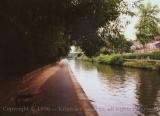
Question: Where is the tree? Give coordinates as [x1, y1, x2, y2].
[100, 34, 133, 54]
[99, 17, 133, 54]
[111, 35, 133, 54]
[0, 0, 130, 75]
[136, 3, 160, 47]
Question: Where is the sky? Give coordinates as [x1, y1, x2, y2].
[123, 0, 160, 40]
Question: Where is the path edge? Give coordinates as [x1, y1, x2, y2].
[67, 64, 98, 116]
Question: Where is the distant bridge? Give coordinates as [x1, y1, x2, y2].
[67, 52, 83, 59]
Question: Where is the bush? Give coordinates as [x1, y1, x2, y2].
[79, 51, 160, 71]
[109, 55, 124, 65]
[155, 61, 160, 71]
[123, 51, 160, 60]
[97, 54, 124, 65]
[123, 61, 156, 70]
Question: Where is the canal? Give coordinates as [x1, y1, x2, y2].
[68, 60, 160, 116]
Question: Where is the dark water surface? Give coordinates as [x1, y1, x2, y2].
[68, 60, 160, 116]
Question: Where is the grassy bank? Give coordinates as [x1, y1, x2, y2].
[79, 51, 160, 71]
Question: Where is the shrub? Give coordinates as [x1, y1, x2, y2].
[109, 55, 124, 65]
[78, 51, 160, 71]
[123, 51, 160, 60]
[123, 61, 156, 70]
[155, 61, 160, 71]
[97, 54, 124, 65]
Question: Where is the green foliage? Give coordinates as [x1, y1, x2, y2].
[99, 54, 124, 65]
[136, 3, 160, 45]
[123, 51, 160, 60]
[99, 16, 133, 54]
[110, 55, 124, 65]
[155, 62, 160, 71]
[0, 0, 129, 75]
[79, 51, 160, 71]
[109, 35, 133, 54]
[75, 46, 82, 53]
[99, 35, 133, 54]
[81, 54, 125, 65]
[123, 61, 156, 70]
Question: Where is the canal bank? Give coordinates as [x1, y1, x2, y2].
[78, 51, 160, 71]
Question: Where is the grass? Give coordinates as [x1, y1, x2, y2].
[79, 51, 160, 71]
[123, 51, 160, 60]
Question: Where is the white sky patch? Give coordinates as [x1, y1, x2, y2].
[123, 0, 160, 40]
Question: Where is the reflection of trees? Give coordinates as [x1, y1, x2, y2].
[96, 64, 126, 84]
[75, 60, 96, 71]
[137, 71, 160, 115]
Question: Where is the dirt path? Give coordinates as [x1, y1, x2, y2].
[0, 61, 97, 116]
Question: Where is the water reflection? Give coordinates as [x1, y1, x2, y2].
[75, 60, 96, 70]
[68, 60, 160, 116]
[137, 71, 160, 116]
[96, 64, 126, 84]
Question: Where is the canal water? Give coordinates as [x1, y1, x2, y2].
[68, 60, 160, 116]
